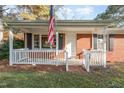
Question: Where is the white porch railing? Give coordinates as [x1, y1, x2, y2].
[82, 49, 106, 72]
[9, 30, 69, 71]
[11, 49, 68, 70]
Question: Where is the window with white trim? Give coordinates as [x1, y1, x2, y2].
[33, 34, 65, 49]
[97, 35, 104, 49]
[93, 34, 104, 49]
[93, 34, 114, 51]
[42, 35, 56, 48]
[34, 35, 40, 48]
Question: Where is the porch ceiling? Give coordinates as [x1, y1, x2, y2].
[17, 26, 105, 33]
[20, 27, 124, 34]
[7, 20, 111, 27]
[106, 28, 124, 34]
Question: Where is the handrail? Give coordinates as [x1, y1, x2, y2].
[13, 49, 64, 52]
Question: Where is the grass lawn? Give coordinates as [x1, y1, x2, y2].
[0, 61, 124, 88]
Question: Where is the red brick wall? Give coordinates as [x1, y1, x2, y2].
[107, 34, 124, 62]
[76, 34, 92, 59]
[76, 34, 124, 62]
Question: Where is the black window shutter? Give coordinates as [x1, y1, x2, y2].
[109, 34, 114, 51]
[59, 34, 65, 50]
[93, 34, 97, 49]
[106, 35, 109, 51]
[24, 33, 26, 48]
[27, 33, 32, 49]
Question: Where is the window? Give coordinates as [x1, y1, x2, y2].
[34, 35, 40, 48]
[41, 34, 65, 49]
[93, 34, 114, 51]
[93, 34, 104, 49]
[97, 35, 104, 49]
[42, 35, 56, 48]
[59, 34, 65, 50]
[32, 34, 65, 49]
[97, 35, 103, 43]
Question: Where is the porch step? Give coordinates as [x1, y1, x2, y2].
[68, 59, 82, 65]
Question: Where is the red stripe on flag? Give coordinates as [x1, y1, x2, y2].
[48, 17, 54, 36]
[48, 16, 55, 46]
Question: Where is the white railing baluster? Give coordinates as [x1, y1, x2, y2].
[47, 51, 48, 62]
[29, 51, 31, 64]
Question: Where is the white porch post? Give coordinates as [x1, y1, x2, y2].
[56, 32, 59, 50]
[56, 32, 59, 65]
[56, 32, 59, 53]
[103, 33, 106, 68]
[9, 29, 13, 65]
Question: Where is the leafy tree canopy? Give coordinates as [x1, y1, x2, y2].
[1, 5, 63, 21]
[17, 5, 63, 20]
[95, 5, 124, 27]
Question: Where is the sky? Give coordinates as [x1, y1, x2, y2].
[56, 5, 108, 20]
[5, 5, 108, 20]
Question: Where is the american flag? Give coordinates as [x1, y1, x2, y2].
[48, 5, 55, 47]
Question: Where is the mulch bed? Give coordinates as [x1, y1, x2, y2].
[0, 60, 86, 73]
[0, 60, 123, 73]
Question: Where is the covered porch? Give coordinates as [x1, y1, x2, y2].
[9, 30, 70, 71]
[7, 20, 110, 72]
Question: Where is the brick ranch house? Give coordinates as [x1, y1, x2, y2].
[6, 20, 124, 71]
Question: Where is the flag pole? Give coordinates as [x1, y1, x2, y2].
[54, 6, 59, 66]
[54, 6, 59, 52]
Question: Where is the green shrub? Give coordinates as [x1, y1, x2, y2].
[0, 39, 24, 60]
